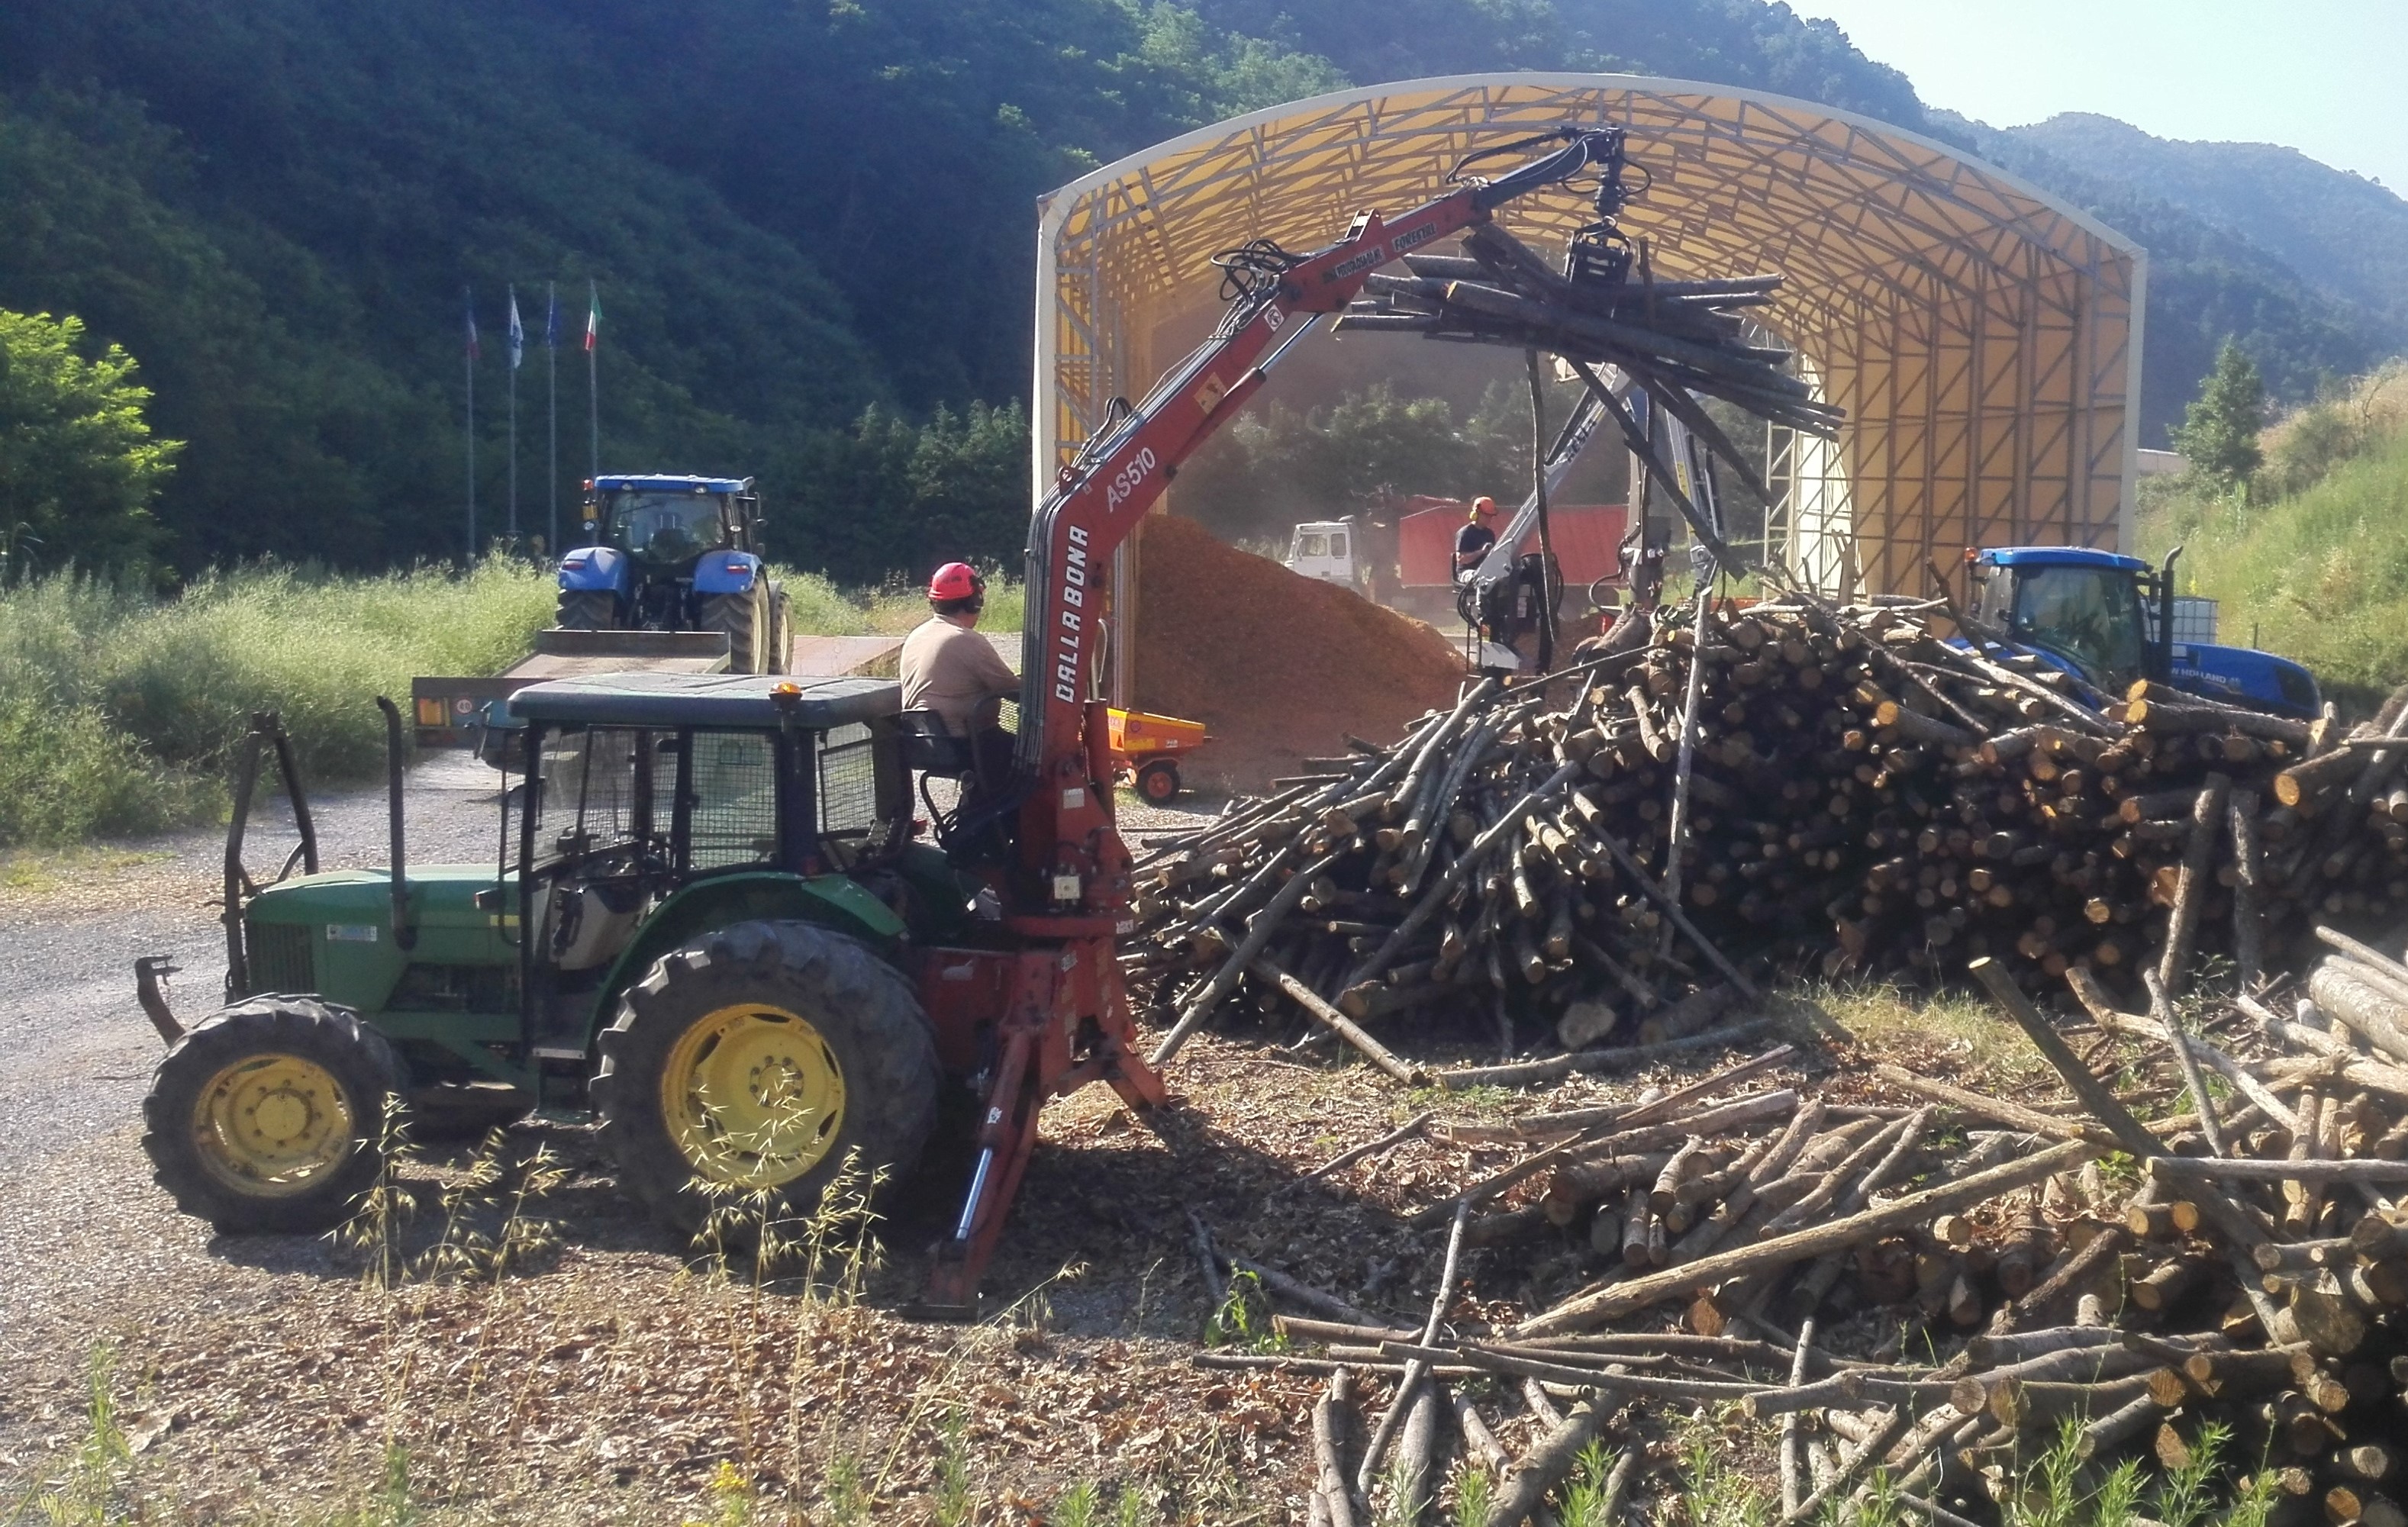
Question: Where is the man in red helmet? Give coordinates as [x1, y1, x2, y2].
[901, 562, 1020, 785]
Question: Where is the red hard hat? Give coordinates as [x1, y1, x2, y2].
[1472, 495, 1497, 517]
[928, 562, 985, 601]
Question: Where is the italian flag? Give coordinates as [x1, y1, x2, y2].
[584, 282, 601, 353]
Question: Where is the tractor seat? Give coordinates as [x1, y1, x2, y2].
[895, 710, 975, 776]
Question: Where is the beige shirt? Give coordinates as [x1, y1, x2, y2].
[899, 616, 1018, 736]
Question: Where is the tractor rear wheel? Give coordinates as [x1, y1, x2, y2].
[700, 588, 766, 673]
[556, 588, 617, 630]
[142, 997, 406, 1234]
[591, 920, 939, 1239]
[765, 586, 791, 675]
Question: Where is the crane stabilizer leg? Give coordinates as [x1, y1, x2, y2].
[914, 935, 1166, 1318]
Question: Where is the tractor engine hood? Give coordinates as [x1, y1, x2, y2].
[240, 866, 519, 1011]
[245, 865, 504, 933]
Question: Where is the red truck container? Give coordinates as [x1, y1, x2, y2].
[1397, 498, 1627, 590]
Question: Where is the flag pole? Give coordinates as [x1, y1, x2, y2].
[464, 286, 478, 564]
[507, 286, 520, 543]
[585, 280, 601, 492]
[546, 282, 559, 556]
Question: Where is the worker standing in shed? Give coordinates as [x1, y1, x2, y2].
[901, 562, 1020, 789]
[1452, 495, 1500, 578]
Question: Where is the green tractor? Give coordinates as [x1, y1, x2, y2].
[134, 674, 1163, 1306]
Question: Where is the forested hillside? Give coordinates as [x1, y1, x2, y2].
[1934, 113, 2402, 447]
[0, 0, 2397, 578]
[2013, 114, 2408, 328]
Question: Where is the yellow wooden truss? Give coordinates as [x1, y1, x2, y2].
[1033, 74, 2143, 601]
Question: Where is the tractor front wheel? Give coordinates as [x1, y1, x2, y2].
[556, 588, 617, 630]
[591, 921, 939, 1239]
[142, 998, 406, 1234]
[700, 588, 766, 673]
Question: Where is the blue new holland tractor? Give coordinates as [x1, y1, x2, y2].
[1965, 546, 2319, 717]
[555, 475, 789, 675]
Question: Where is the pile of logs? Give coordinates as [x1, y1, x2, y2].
[1129, 598, 2408, 1074]
[1223, 945, 2408, 1525]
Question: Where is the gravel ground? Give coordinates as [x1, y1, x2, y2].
[0, 752, 508, 1464]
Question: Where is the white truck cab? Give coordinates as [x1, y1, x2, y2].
[1285, 520, 1359, 586]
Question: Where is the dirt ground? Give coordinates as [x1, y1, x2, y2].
[0, 751, 1997, 1525]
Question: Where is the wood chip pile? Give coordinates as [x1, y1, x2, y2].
[1191, 942, 2408, 1527]
[1128, 598, 2408, 1080]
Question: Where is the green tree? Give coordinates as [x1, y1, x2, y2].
[2171, 337, 2267, 491]
[0, 308, 176, 578]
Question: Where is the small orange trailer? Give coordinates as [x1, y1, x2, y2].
[1105, 707, 1210, 804]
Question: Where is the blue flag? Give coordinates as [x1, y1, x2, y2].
[507, 288, 525, 371]
[544, 283, 559, 350]
[464, 288, 479, 359]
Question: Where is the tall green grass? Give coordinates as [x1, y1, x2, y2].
[0, 559, 553, 847]
[2140, 366, 2408, 714]
[0, 560, 1030, 849]
[776, 567, 1027, 636]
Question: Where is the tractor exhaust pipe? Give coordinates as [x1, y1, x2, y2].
[2154, 544, 2184, 685]
[374, 696, 417, 951]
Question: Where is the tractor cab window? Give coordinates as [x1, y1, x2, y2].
[2007, 565, 2148, 688]
[530, 725, 653, 866]
[684, 730, 779, 871]
[605, 491, 727, 563]
[1297, 532, 1328, 558]
[816, 722, 907, 871]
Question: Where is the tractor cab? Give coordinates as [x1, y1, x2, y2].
[501, 672, 971, 1052]
[1965, 546, 2319, 717]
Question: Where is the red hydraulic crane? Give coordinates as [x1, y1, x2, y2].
[918, 125, 1633, 1310]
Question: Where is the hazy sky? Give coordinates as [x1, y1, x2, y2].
[1797, 0, 2408, 192]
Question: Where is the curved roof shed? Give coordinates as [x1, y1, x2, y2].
[1033, 74, 2145, 599]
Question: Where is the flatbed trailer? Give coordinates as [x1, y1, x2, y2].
[411, 627, 732, 750]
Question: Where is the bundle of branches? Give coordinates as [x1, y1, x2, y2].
[1330, 222, 1845, 440]
[1127, 598, 2408, 1079]
[1220, 950, 2408, 1526]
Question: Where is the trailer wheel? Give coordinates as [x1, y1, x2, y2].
[1135, 759, 1182, 804]
[556, 588, 617, 630]
[700, 589, 765, 674]
[142, 998, 406, 1234]
[592, 920, 938, 1239]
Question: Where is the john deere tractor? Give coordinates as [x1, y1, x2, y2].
[137, 680, 964, 1242]
[130, 668, 1173, 1312]
[555, 475, 791, 675]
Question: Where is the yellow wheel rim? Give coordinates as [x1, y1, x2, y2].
[662, 1004, 846, 1189]
[191, 1054, 356, 1197]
